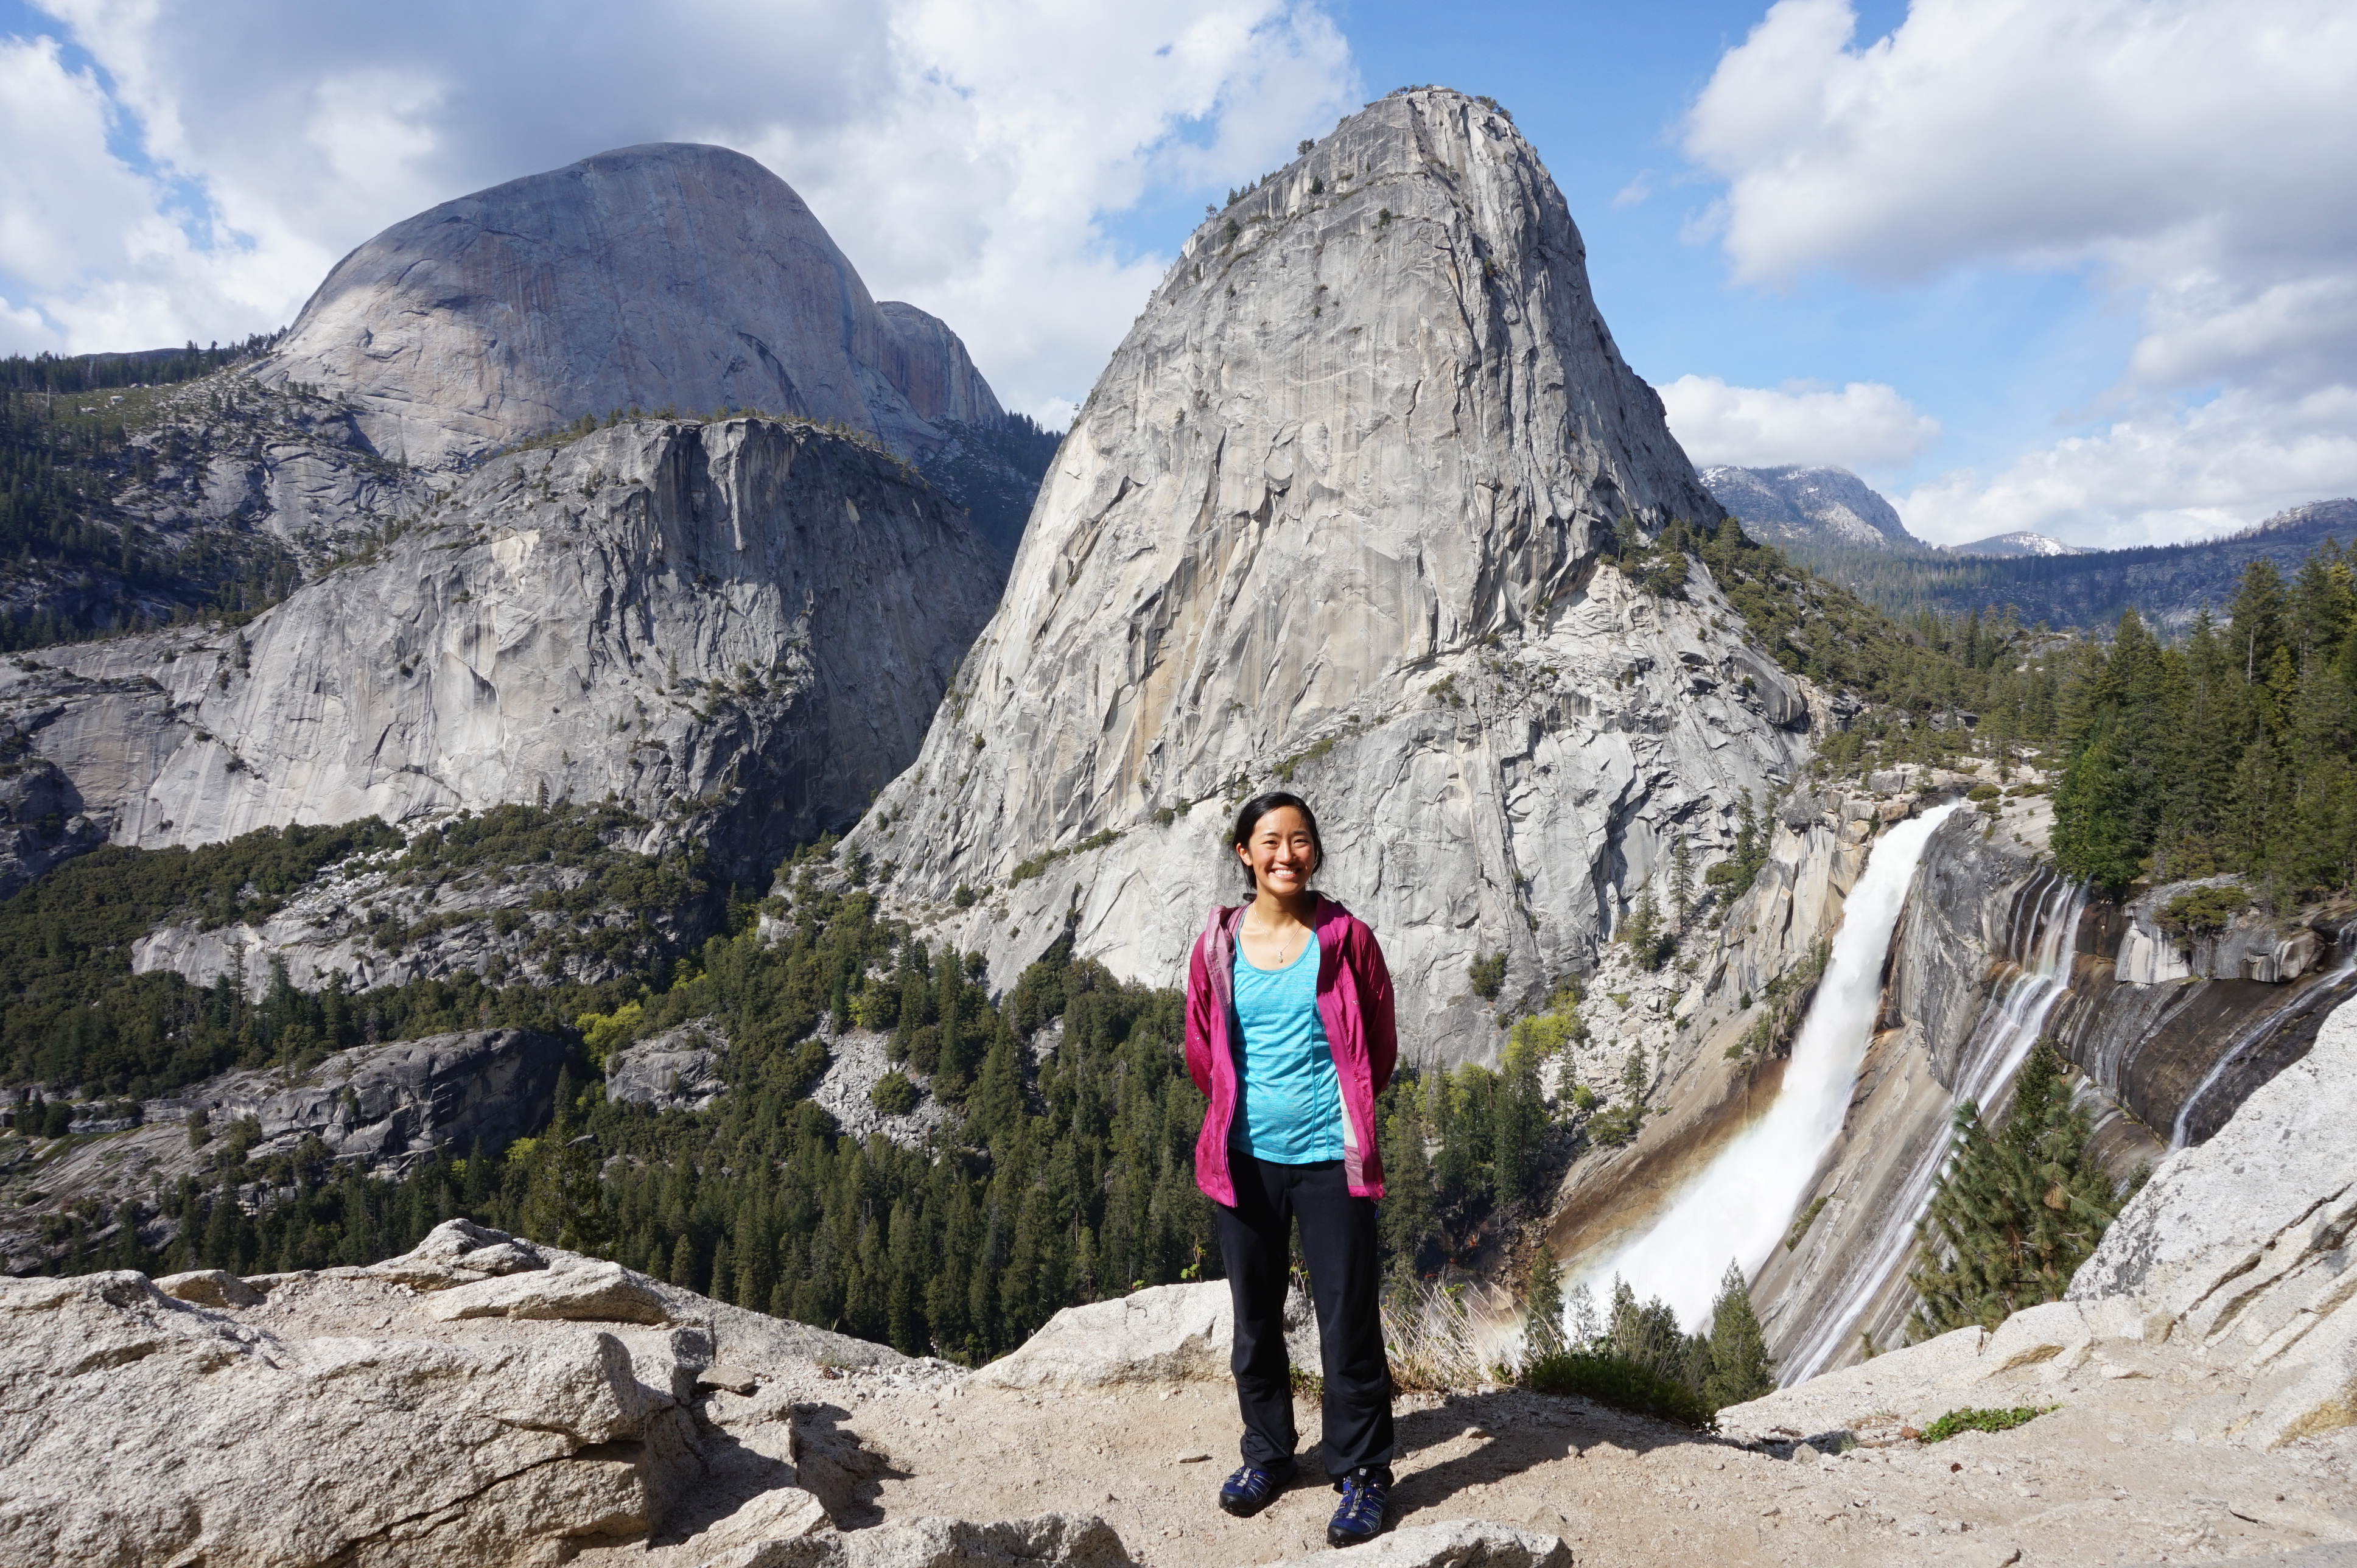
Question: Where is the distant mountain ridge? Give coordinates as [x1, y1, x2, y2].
[1954, 530, 2088, 558]
[1698, 464, 1925, 551]
[1803, 498, 2357, 631]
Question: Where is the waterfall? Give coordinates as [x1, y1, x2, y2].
[1776, 867, 2089, 1382]
[1569, 802, 1964, 1332]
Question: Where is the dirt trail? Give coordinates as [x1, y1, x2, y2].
[818, 1371, 2353, 1567]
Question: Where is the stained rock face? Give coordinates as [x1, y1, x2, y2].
[16, 416, 998, 883]
[2068, 993, 2357, 1446]
[256, 144, 1004, 470]
[855, 89, 1808, 1060]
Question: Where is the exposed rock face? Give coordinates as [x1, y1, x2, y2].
[0, 758, 107, 897]
[2068, 994, 2357, 1447]
[1258, 1522, 1569, 1568]
[0, 1219, 967, 1567]
[0, 372, 432, 645]
[856, 89, 1809, 1062]
[608, 1023, 729, 1113]
[256, 144, 1004, 471]
[16, 416, 999, 884]
[2110, 877, 2332, 985]
[970, 1280, 1314, 1391]
[200, 1027, 565, 1169]
[1697, 465, 1921, 552]
[128, 819, 709, 998]
[0, 1031, 559, 1272]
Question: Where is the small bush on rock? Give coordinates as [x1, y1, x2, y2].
[870, 1071, 919, 1115]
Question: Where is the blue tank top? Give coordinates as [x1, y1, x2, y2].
[1230, 930, 1346, 1164]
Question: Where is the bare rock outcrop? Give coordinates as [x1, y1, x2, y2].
[1, 1031, 559, 1272]
[971, 1280, 1314, 1391]
[16, 415, 998, 885]
[609, 1022, 729, 1113]
[0, 1220, 1069, 1568]
[254, 144, 1004, 471]
[1257, 1521, 1569, 1568]
[854, 88, 1809, 1063]
[0, 757, 107, 897]
[1697, 464, 1922, 552]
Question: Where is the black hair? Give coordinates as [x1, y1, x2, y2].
[1230, 791, 1323, 893]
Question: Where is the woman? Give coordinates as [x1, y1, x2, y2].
[1183, 791, 1399, 1547]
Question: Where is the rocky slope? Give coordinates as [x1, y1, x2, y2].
[1698, 465, 1922, 552]
[255, 144, 1004, 472]
[4, 414, 998, 885]
[0, 1028, 563, 1273]
[1, 368, 431, 644]
[852, 88, 1811, 1063]
[16, 1209, 2347, 1568]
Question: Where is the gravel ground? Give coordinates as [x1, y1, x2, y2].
[814, 1368, 2355, 1567]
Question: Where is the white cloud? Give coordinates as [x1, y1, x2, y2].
[1899, 385, 2357, 548]
[1660, 374, 1940, 471]
[0, 2, 1359, 419]
[1684, 0, 2357, 542]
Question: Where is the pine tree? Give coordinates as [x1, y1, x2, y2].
[1907, 1043, 2124, 1339]
[1524, 1245, 1566, 1361]
[670, 1233, 698, 1292]
[1669, 833, 1693, 929]
[1702, 1260, 1774, 1409]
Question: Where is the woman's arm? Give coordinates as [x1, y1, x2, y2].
[1357, 920, 1398, 1096]
[1183, 933, 1216, 1096]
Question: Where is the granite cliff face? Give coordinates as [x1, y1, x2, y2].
[852, 89, 1810, 1062]
[8, 415, 998, 884]
[1697, 465, 1921, 553]
[256, 144, 1004, 471]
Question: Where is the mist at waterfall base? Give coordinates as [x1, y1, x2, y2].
[1569, 803, 1964, 1333]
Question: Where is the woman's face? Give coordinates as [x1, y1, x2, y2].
[1236, 806, 1317, 897]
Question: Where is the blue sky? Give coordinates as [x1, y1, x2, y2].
[2, 1, 2351, 548]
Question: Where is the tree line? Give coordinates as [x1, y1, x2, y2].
[2049, 544, 2357, 902]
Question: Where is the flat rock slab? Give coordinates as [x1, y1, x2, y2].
[1256, 1521, 1569, 1568]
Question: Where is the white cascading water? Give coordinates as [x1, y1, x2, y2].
[1776, 870, 2087, 1382]
[1571, 802, 1964, 1332]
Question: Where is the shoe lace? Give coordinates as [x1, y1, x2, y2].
[1336, 1474, 1387, 1524]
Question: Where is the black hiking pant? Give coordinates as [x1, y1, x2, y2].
[1214, 1152, 1395, 1479]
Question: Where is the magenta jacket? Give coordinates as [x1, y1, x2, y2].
[1184, 897, 1399, 1205]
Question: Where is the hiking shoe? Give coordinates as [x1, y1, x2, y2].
[1326, 1467, 1393, 1547]
[1218, 1459, 1295, 1517]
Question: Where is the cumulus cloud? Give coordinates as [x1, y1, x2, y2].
[0, 2, 1359, 419]
[1899, 387, 2357, 549]
[1684, 0, 2357, 541]
[1659, 374, 1940, 471]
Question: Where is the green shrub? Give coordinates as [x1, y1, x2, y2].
[1522, 1350, 1714, 1429]
[2157, 883, 2247, 939]
[1919, 1405, 2053, 1443]
[1467, 951, 1506, 1001]
[870, 1071, 919, 1115]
